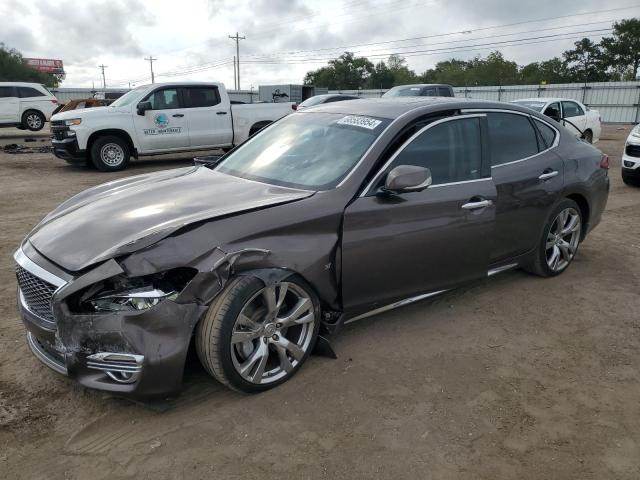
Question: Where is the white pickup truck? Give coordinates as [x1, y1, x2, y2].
[510, 97, 601, 143]
[50, 82, 295, 171]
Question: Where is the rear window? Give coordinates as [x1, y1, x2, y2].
[487, 112, 539, 166]
[533, 119, 557, 149]
[183, 87, 221, 108]
[18, 87, 46, 98]
[0, 86, 15, 98]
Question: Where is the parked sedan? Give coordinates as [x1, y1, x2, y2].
[622, 123, 640, 186]
[296, 94, 361, 111]
[511, 97, 601, 143]
[382, 84, 454, 98]
[15, 98, 609, 398]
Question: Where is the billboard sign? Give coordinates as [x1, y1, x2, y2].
[24, 58, 65, 74]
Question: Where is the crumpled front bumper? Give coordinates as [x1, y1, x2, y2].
[15, 246, 207, 399]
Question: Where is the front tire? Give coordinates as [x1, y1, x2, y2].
[525, 199, 582, 277]
[90, 135, 130, 171]
[196, 275, 320, 393]
[22, 110, 45, 131]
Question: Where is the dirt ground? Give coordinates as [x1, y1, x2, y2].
[0, 124, 639, 480]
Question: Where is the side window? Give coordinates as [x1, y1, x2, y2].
[543, 102, 561, 121]
[146, 88, 180, 110]
[486, 113, 539, 166]
[17, 87, 45, 98]
[386, 117, 482, 185]
[422, 87, 438, 96]
[533, 119, 557, 149]
[0, 86, 16, 98]
[438, 87, 453, 97]
[562, 101, 584, 118]
[183, 87, 220, 108]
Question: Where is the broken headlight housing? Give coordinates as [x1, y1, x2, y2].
[75, 268, 196, 313]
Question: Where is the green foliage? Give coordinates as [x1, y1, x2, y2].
[0, 43, 60, 87]
[304, 17, 640, 88]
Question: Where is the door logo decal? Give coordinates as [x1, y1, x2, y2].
[143, 113, 182, 135]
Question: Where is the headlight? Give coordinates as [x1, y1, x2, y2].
[631, 125, 640, 138]
[76, 268, 196, 313]
[64, 118, 82, 126]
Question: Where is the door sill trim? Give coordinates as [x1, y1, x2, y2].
[487, 263, 518, 277]
[344, 290, 448, 325]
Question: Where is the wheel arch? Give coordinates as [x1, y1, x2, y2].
[249, 120, 272, 136]
[87, 129, 137, 157]
[565, 192, 590, 240]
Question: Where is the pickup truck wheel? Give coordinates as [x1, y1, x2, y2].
[582, 130, 593, 143]
[196, 275, 320, 393]
[90, 135, 130, 171]
[524, 199, 582, 277]
[22, 110, 45, 131]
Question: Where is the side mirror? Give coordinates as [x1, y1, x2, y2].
[136, 101, 152, 116]
[382, 165, 432, 193]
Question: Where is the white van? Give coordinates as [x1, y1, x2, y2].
[0, 82, 59, 131]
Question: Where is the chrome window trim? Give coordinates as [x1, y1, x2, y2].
[359, 113, 488, 197]
[429, 177, 492, 189]
[14, 248, 66, 288]
[461, 108, 560, 169]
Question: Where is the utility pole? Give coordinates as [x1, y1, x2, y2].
[232, 55, 237, 90]
[228, 32, 245, 89]
[98, 64, 107, 90]
[145, 55, 157, 83]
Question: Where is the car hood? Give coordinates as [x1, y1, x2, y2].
[26, 166, 314, 271]
[51, 106, 127, 121]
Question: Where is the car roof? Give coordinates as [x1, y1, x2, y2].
[305, 97, 534, 120]
[0, 82, 47, 88]
[512, 97, 578, 103]
[387, 84, 453, 89]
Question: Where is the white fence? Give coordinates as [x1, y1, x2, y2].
[330, 81, 640, 123]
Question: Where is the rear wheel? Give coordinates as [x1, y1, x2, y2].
[90, 135, 130, 171]
[582, 130, 593, 143]
[196, 275, 320, 393]
[22, 110, 45, 131]
[525, 199, 582, 277]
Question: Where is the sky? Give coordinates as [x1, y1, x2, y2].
[2, 0, 640, 89]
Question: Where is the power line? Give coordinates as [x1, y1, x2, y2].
[98, 64, 107, 89]
[229, 32, 245, 89]
[144, 56, 157, 83]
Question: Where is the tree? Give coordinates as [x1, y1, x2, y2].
[422, 59, 471, 86]
[601, 19, 640, 80]
[0, 43, 60, 87]
[520, 58, 571, 84]
[563, 38, 610, 82]
[304, 52, 374, 89]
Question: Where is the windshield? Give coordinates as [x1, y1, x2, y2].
[110, 87, 146, 107]
[511, 100, 546, 112]
[298, 96, 330, 108]
[216, 112, 390, 189]
[383, 86, 424, 97]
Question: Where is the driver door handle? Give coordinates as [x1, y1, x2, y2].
[539, 170, 559, 181]
[461, 199, 493, 210]
[216, 111, 228, 115]
[172, 114, 184, 118]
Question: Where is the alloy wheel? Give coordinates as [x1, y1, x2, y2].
[100, 143, 125, 166]
[27, 113, 42, 130]
[230, 282, 316, 385]
[546, 207, 581, 272]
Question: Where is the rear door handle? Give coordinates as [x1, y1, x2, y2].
[172, 114, 184, 118]
[539, 170, 559, 181]
[216, 111, 228, 115]
[461, 199, 493, 210]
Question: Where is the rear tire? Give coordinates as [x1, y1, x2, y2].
[622, 171, 640, 187]
[196, 275, 320, 393]
[582, 130, 593, 143]
[22, 110, 45, 131]
[90, 135, 130, 171]
[524, 199, 582, 277]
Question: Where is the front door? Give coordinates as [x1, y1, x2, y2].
[133, 87, 189, 152]
[182, 86, 232, 148]
[485, 112, 564, 263]
[561, 100, 587, 136]
[341, 115, 496, 312]
[0, 86, 19, 123]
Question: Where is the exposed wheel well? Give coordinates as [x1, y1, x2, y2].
[566, 193, 590, 239]
[249, 121, 272, 136]
[87, 129, 136, 157]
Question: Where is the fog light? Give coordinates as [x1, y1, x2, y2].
[623, 160, 635, 168]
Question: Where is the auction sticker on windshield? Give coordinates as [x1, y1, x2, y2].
[336, 115, 382, 130]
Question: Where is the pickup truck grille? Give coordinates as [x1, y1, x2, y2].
[16, 265, 57, 323]
[626, 144, 640, 158]
[52, 129, 66, 141]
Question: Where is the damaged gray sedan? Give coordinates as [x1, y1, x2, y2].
[15, 98, 609, 397]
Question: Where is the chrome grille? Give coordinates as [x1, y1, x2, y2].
[626, 144, 640, 158]
[16, 265, 57, 323]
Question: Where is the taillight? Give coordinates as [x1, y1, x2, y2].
[51, 100, 58, 104]
[292, 103, 297, 111]
[600, 154, 609, 169]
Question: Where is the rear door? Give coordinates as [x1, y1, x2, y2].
[561, 101, 587, 135]
[132, 86, 189, 152]
[182, 86, 232, 148]
[341, 114, 496, 311]
[484, 111, 563, 264]
[0, 86, 19, 123]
